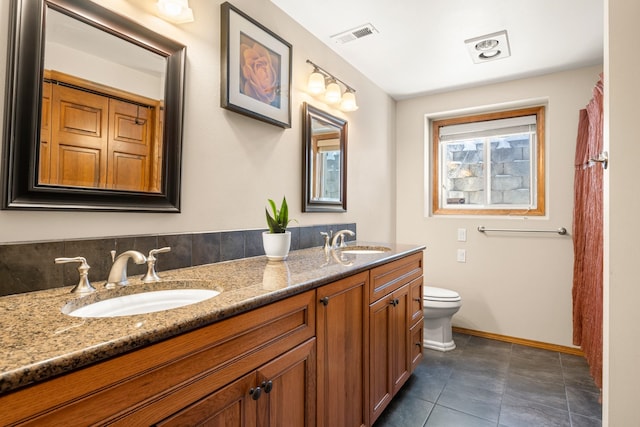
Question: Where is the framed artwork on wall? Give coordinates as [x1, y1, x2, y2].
[220, 2, 292, 128]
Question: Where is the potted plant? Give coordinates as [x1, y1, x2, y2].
[263, 196, 294, 261]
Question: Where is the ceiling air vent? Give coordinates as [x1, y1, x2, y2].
[330, 23, 378, 44]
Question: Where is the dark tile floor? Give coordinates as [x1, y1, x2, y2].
[373, 332, 602, 427]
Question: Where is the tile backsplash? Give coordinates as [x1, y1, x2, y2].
[0, 223, 356, 297]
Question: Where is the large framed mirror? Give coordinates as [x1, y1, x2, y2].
[2, 0, 186, 212]
[302, 102, 347, 212]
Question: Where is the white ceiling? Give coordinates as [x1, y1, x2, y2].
[271, 0, 603, 100]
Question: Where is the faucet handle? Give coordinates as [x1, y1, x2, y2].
[149, 246, 171, 258]
[142, 247, 171, 283]
[55, 256, 96, 294]
[320, 231, 333, 252]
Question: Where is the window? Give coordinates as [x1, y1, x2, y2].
[432, 106, 545, 216]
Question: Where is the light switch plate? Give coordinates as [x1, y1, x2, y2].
[457, 249, 466, 263]
[457, 228, 467, 242]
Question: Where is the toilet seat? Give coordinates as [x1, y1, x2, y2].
[424, 286, 461, 302]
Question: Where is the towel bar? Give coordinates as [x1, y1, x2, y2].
[477, 226, 567, 235]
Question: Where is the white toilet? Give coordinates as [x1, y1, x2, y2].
[423, 286, 462, 351]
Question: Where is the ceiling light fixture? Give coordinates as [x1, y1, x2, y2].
[479, 50, 501, 59]
[157, 0, 194, 24]
[475, 39, 499, 51]
[465, 30, 510, 64]
[306, 59, 358, 112]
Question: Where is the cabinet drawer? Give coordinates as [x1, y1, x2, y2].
[369, 252, 423, 303]
[409, 276, 424, 325]
[0, 290, 316, 426]
[410, 320, 424, 373]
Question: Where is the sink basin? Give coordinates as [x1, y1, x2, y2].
[338, 245, 391, 254]
[65, 288, 221, 318]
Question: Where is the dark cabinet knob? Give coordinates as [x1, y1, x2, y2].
[320, 297, 329, 306]
[249, 386, 262, 400]
[262, 380, 273, 393]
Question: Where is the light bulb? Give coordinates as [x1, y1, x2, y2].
[340, 90, 358, 111]
[307, 71, 326, 95]
[325, 81, 342, 104]
[157, 0, 194, 23]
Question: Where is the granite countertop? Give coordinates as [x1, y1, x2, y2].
[0, 242, 424, 395]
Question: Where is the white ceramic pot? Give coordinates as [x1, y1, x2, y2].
[262, 231, 291, 261]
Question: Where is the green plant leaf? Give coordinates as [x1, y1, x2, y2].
[280, 196, 288, 226]
[265, 196, 290, 233]
[265, 208, 278, 233]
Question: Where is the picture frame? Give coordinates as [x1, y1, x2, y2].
[220, 2, 292, 128]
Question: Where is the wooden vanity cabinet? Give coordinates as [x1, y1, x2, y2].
[0, 290, 315, 426]
[368, 253, 424, 424]
[316, 271, 369, 427]
[157, 338, 316, 427]
[0, 251, 424, 427]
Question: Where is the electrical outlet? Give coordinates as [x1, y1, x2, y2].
[457, 228, 467, 242]
[457, 249, 466, 263]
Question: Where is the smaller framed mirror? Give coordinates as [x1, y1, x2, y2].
[302, 102, 347, 212]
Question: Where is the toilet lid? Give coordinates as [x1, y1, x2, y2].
[424, 286, 461, 302]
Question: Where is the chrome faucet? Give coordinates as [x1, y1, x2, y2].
[106, 250, 146, 288]
[331, 229, 355, 249]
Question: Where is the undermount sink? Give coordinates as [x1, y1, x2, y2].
[338, 245, 391, 254]
[64, 288, 221, 318]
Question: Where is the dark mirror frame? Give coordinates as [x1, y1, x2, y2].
[302, 102, 347, 213]
[2, 0, 186, 212]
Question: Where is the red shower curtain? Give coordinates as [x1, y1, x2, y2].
[572, 75, 604, 389]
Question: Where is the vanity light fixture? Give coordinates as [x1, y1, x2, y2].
[324, 79, 342, 104]
[157, 0, 194, 24]
[464, 30, 510, 64]
[306, 59, 358, 112]
[340, 88, 358, 112]
[307, 67, 326, 94]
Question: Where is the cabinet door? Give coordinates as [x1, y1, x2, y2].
[256, 339, 316, 427]
[156, 372, 257, 427]
[369, 295, 394, 423]
[316, 272, 369, 427]
[369, 281, 414, 424]
[391, 284, 411, 396]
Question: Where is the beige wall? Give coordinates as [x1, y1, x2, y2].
[604, 0, 639, 423]
[0, 0, 396, 244]
[396, 65, 603, 347]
